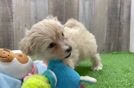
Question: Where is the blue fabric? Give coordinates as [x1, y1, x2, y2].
[34, 60, 47, 74]
[0, 73, 21, 88]
[47, 60, 80, 88]
[43, 69, 57, 88]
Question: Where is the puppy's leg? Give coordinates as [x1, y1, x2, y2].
[90, 53, 103, 71]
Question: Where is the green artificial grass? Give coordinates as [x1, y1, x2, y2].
[76, 52, 134, 88]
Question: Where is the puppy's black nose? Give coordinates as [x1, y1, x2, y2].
[66, 46, 72, 53]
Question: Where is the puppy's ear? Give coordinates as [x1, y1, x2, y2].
[19, 38, 32, 55]
[19, 29, 32, 55]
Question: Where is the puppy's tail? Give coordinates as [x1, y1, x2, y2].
[64, 19, 86, 29]
[64, 19, 79, 28]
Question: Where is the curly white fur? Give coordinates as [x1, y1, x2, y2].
[63, 19, 103, 70]
[19, 17, 103, 71]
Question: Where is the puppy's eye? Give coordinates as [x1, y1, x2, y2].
[48, 43, 56, 48]
[62, 33, 64, 37]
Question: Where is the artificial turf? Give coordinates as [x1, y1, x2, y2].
[76, 52, 134, 88]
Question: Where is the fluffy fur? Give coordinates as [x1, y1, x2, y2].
[63, 19, 103, 70]
[19, 17, 103, 70]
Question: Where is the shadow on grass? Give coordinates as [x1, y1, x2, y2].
[76, 65, 104, 79]
[75, 66, 92, 75]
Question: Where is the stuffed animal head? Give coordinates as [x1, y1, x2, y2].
[0, 48, 34, 79]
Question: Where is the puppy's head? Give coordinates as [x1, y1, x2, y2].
[19, 17, 72, 60]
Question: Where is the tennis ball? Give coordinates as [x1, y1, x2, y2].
[21, 75, 51, 88]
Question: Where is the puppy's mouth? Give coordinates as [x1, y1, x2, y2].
[65, 53, 71, 58]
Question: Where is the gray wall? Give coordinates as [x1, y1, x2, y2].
[0, 0, 14, 49]
[79, 0, 108, 52]
[0, 0, 131, 52]
[130, 0, 134, 52]
[105, 0, 131, 52]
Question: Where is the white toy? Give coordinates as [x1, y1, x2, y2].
[0, 48, 35, 79]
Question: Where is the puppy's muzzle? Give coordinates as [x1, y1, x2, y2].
[65, 46, 72, 58]
[65, 46, 72, 53]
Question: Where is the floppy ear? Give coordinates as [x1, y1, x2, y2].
[19, 37, 32, 55]
[19, 29, 32, 55]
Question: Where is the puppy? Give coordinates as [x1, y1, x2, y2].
[63, 19, 103, 70]
[19, 17, 102, 71]
[19, 18, 72, 61]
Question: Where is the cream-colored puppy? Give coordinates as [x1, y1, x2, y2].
[20, 18, 72, 61]
[19, 17, 102, 71]
[63, 19, 103, 70]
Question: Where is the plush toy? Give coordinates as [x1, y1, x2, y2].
[0, 48, 36, 79]
[22, 75, 51, 88]
[44, 60, 97, 88]
[22, 59, 96, 88]
[22, 69, 56, 88]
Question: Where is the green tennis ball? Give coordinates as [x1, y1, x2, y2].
[21, 75, 51, 88]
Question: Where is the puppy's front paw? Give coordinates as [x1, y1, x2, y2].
[92, 64, 103, 71]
